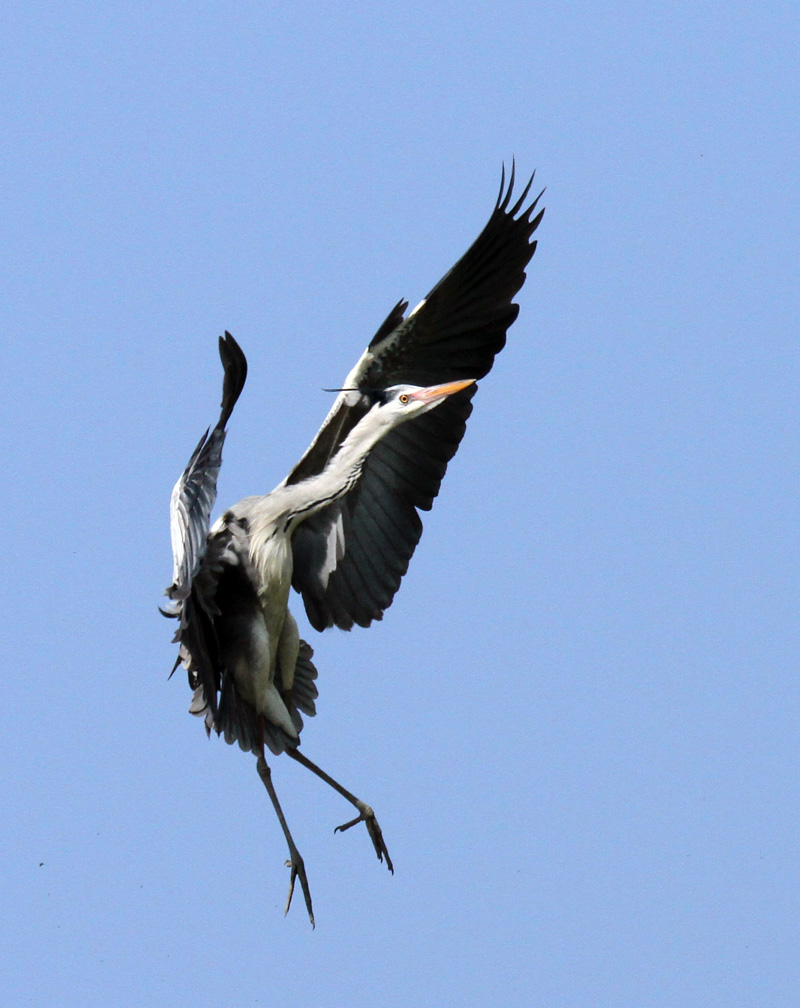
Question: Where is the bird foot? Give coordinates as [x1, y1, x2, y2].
[334, 803, 394, 873]
[284, 852, 315, 928]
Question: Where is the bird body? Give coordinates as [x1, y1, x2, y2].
[164, 167, 544, 923]
[207, 502, 299, 737]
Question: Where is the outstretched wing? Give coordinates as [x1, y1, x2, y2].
[286, 166, 545, 630]
[166, 332, 247, 602]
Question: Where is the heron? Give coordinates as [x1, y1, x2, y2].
[163, 166, 544, 925]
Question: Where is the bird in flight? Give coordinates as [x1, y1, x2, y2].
[163, 166, 544, 925]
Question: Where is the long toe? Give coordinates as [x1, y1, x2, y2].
[284, 854, 315, 928]
[335, 804, 394, 873]
[365, 814, 393, 873]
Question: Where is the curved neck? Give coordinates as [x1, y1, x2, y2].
[279, 406, 394, 527]
[246, 405, 395, 591]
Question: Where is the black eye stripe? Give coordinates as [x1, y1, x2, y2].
[364, 388, 412, 407]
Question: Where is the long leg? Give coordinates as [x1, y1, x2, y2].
[286, 747, 393, 873]
[255, 737, 315, 927]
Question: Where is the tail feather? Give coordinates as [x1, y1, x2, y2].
[191, 638, 319, 756]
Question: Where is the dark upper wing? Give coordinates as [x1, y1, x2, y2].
[166, 332, 247, 602]
[286, 167, 544, 631]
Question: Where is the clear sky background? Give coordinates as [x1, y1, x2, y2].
[2, 2, 798, 1005]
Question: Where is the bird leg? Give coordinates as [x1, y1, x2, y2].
[286, 747, 394, 873]
[255, 747, 315, 927]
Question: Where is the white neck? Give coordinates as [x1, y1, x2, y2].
[279, 406, 394, 527]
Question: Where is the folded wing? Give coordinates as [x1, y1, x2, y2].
[166, 332, 247, 602]
[163, 333, 247, 725]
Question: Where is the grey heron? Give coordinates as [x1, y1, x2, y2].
[163, 166, 544, 925]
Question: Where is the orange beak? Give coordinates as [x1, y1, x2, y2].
[409, 378, 476, 404]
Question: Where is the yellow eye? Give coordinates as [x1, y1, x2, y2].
[398, 393, 410, 404]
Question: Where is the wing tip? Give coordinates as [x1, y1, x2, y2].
[217, 331, 248, 428]
[496, 160, 545, 231]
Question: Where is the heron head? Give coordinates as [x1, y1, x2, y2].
[376, 379, 476, 418]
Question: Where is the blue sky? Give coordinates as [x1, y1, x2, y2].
[2, 1, 798, 1005]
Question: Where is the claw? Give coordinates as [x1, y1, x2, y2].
[335, 802, 394, 873]
[284, 855, 315, 927]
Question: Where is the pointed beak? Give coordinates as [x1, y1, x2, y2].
[409, 378, 476, 404]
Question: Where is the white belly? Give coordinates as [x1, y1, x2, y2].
[231, 525, 299, 736]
